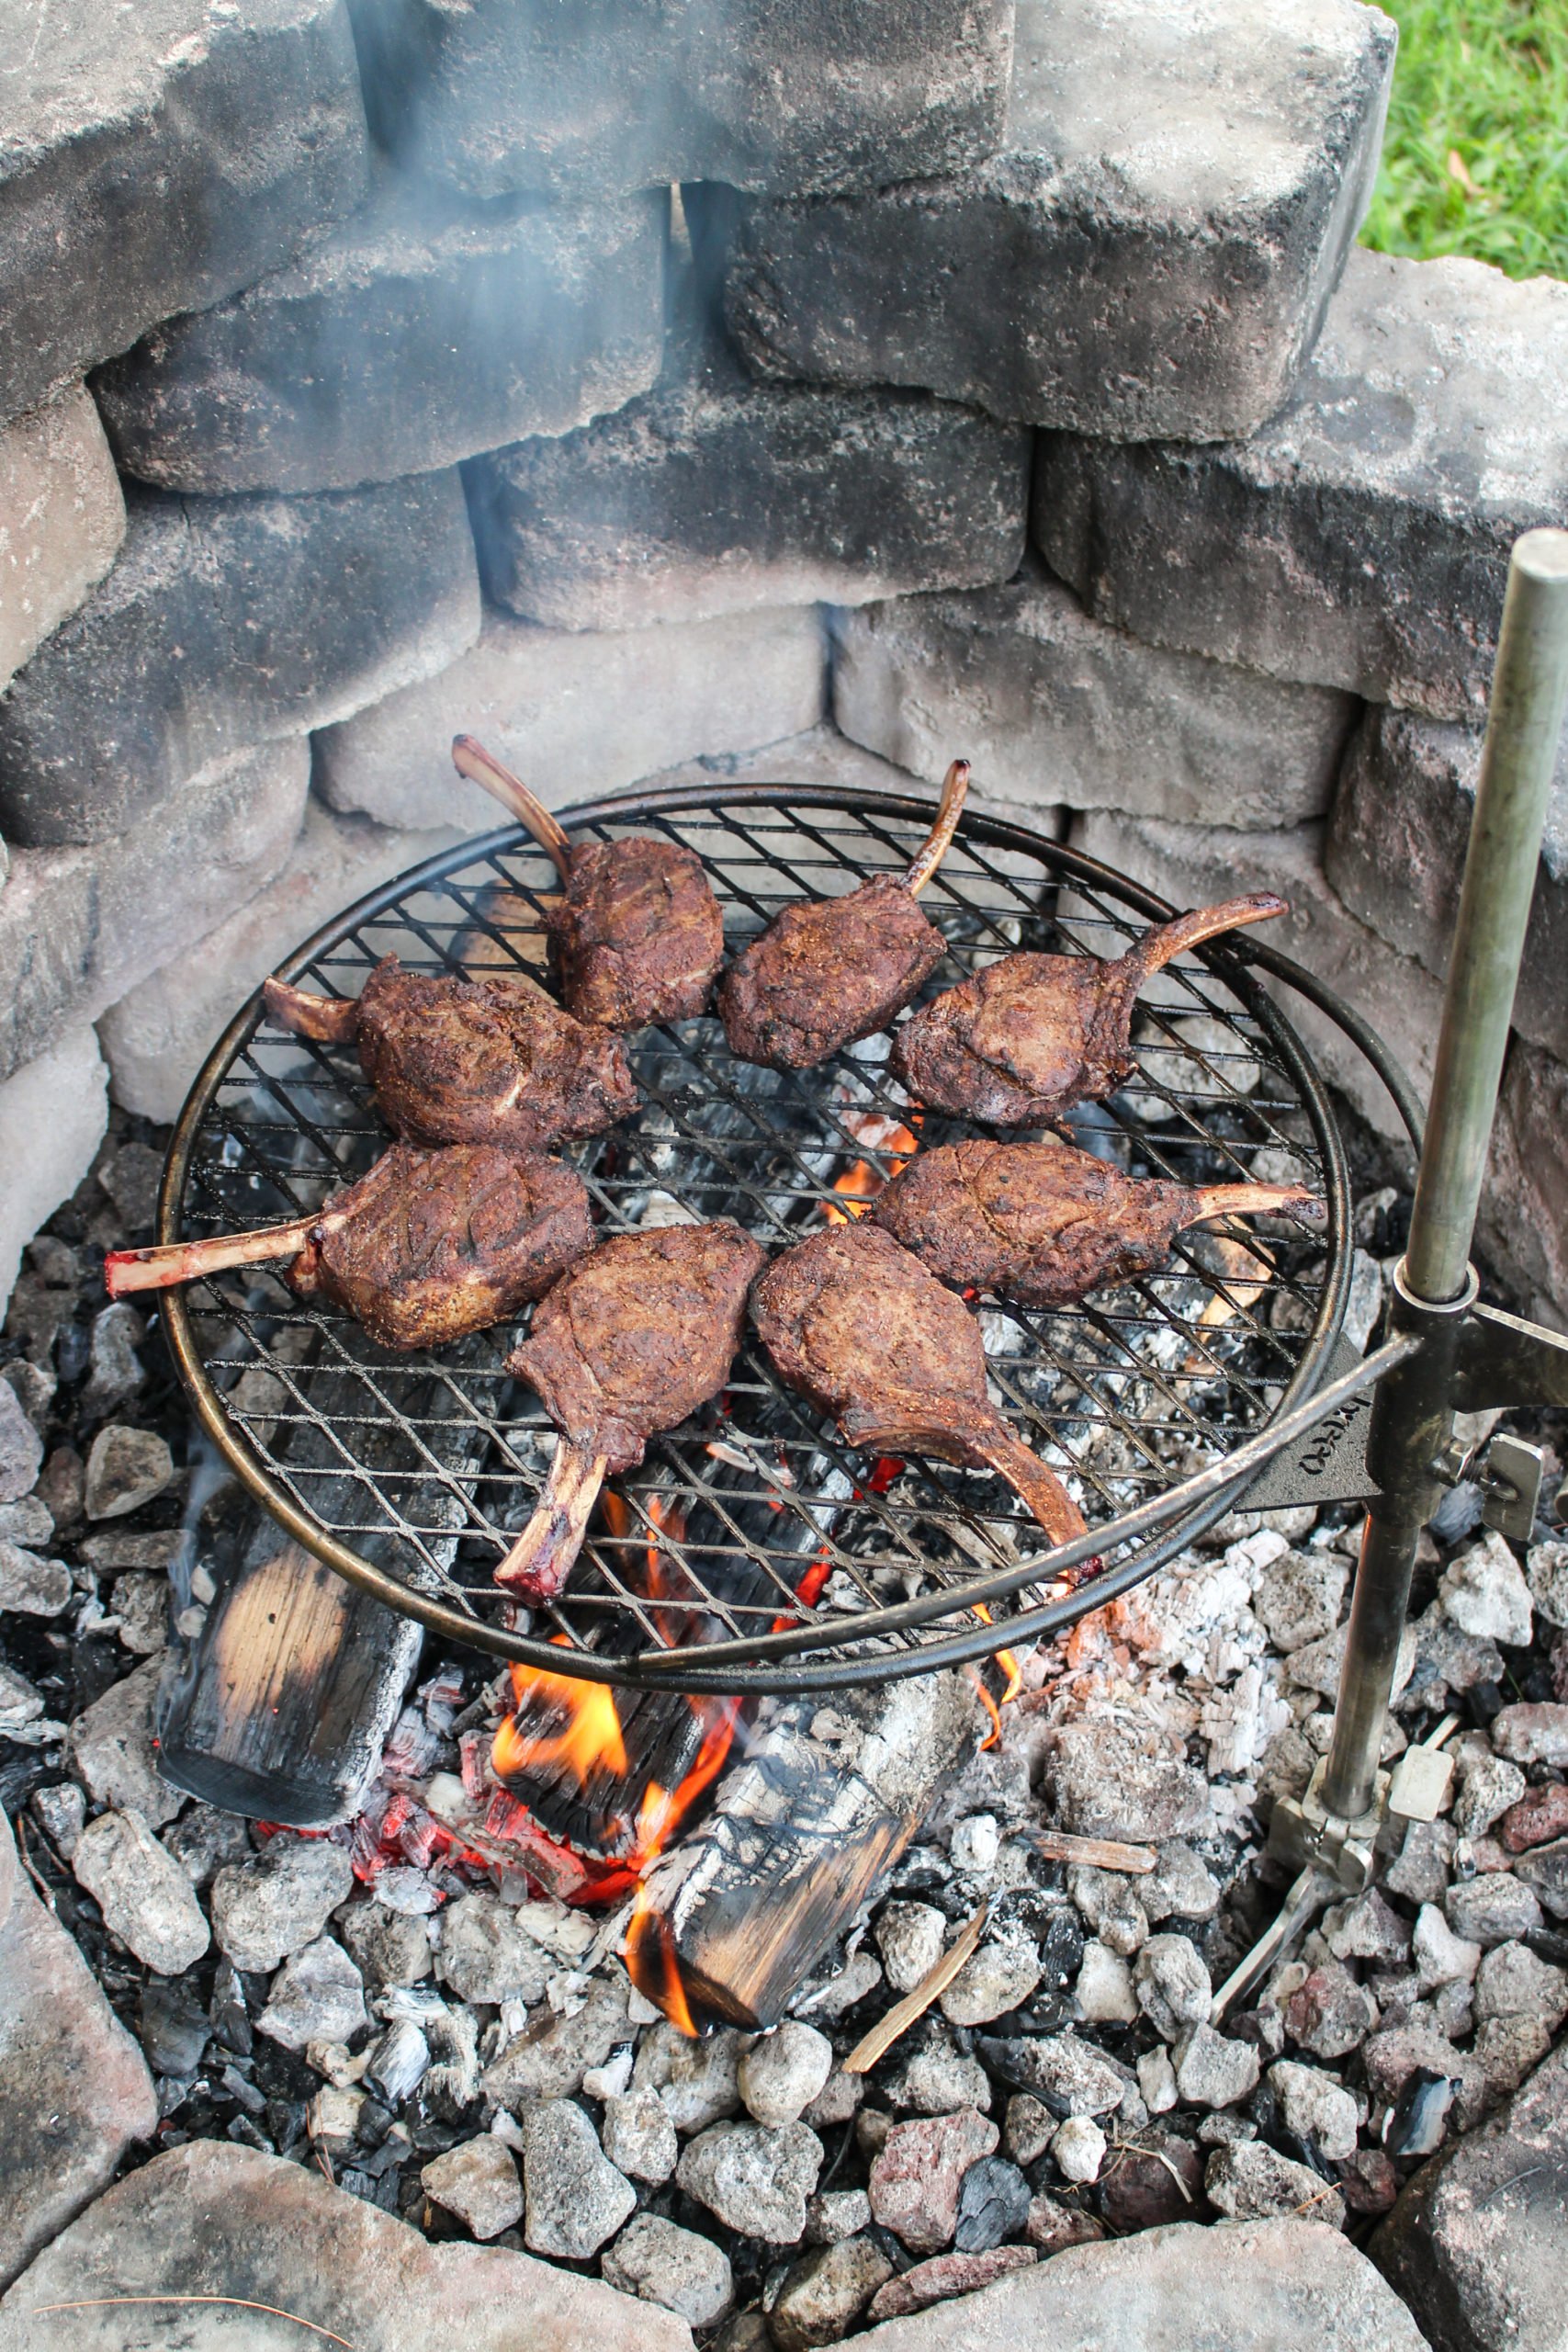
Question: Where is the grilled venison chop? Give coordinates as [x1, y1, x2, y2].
[751, 1221, 1085, 1547]
[264, 955, 638, 1151]
[874, 1136, 1324, 1307]
[495, 1219, 767, 1599]
[893, 895, 1285, 1125]
[453, 735, 724, 1029]
[717, 760, 970, 1069]
[105, 1142, 593, 1351]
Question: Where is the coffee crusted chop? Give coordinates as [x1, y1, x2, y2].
[265, 954, 639, 1152]
[874, 1136, 1324, 1308]
[105, 1142, 594, 1352]
[453, 735, 724, 1029]
[717, 759, 971, 1070]
[751, 1221, 1085, 1548]
[892, 895, 1286, 1125]
[494, 1219, 768, 1599]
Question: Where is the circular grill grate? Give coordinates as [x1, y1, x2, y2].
[161, 786, 1351, 1692]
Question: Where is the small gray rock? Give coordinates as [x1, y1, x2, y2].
[1514, 1838, 1568, 1921]
[1268, 2060, 1359, 2162]
[81, 1303, 146, 1418]
[601, 2088, 679, 2185]
[1135, 1935, 1213, 2043]
[66, 1657, 182, 1826]
[256, 1935, 367, 2052]
[1075, 1939, 1139, 2024]
[677, 2118, 824, 2245]
[1048, 1723, 1213, 1842]
[1444, 1873, 1545, 1950]
[1254, 1548, 1349, 1654]
[633, 2020, 746, 2132]
[0, 1539, 71, 1616]
[0, 1495, 54, 1549]
[1472, 1940, 1568, 2030]
[163, 1804, 254, 1892]
[875, 1900, 948, 1994]
[482, 1976, 629, 2109]
[1492, 1705, 1568, 1769]
[1052, 2115, 1107, 2184]
[1453, 1750, 1530, 1838]
[336, 1898, 434, 1988]
[522, 2098, 637, 2259]
[0, 1379, 44, 1503]
[738, 2020, 833, 2129]
[1069, 1865, 1150, 1957]
[436, 1890, 553, 2007]
[604, 2212, 735, 2329]
[1325, 1889, 1411, 1967]
[108, 1571, 170, 1654]
[82, 1424, 174, 1521]
[1175, 2025, 1261, 2110]
[805, 2188, 872, 2245]
[72, 1807, 209, 1975]
[1142, 1840, 1222, 1924]
[1527, 1537, 1568, 1628]
[976, 2031, 1129, 2120]
[1412, 1904, 1482, 1992]
[1206, 2140, 1345, 2228]
[211, 1838, 354, 1973]
[884, 2028, 994, 2117]
[30, 1781, 85, 1860]
[421, 2134, 523, 2241]
[941, 1921, 1043, 2026]
[1385, 1820, 1458, 1908]
[768, 2235, 893, 2349]
[1440, 1532, 1534, 1647]
[1285, 1962, 1380, 2060]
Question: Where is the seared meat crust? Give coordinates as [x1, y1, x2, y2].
[287, 1142, 593, 1350]
[718, 875, 947, 1070]
[550, 838, 724, 1030]
[506, 1219, 766, 1475]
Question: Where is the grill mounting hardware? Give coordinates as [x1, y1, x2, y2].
[157, 785, 1388, 1694]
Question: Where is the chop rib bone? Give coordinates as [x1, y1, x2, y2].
[452, 734, 572, 881]
[106, 1213, 327, 1295]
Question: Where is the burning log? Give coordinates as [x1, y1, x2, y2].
[452, 735, 726, 1031]
[717, 758, 970, 1069]
[624, 1668, 981, 2031]
[892, 891, 1286, 1124]
[104, 1143, 592, 1351]
[158, 1331, 495, 1825]
[263, 952, 639, 1150]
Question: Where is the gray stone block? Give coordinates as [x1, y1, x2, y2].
[0, 739, 309, 1081]
[1070, 806, 1443, 1142]
[94, 176, 667, 495]
[0, 0, 368, 428]
[347, 0, 1012, 201]
[0, 1029, 109, 1317]
[101, 797, 465, 1124]
[0, 471, 479, 845]
[716, 0, 1393, 440]
[0, 386, 125, 691]
[834, 564, 1357, 830]
[1372, 2038, 1568, 2352]
[314, 602, 826, 831]
[1037, 249, 1568, 718]
[467, 319, 1029, 630]
[1484, 1039, 1568, 1331]
[1326, 704, 1568, 1064]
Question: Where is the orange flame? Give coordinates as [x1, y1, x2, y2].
[492, 1648, 628, 1787]
[970, 1603, 1022, 1752]
[823, 1115, 919, 1222]
[623, 1697, 743, 2033]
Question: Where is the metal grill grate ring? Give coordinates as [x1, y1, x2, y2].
[160, 786, 1353, 1692]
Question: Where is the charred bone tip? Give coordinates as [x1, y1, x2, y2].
[903, 758, 971, 895]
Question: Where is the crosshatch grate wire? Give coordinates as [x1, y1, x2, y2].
[159, 786, 1351, 1688]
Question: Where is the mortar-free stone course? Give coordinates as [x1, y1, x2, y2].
[1037, 248, 1568, 718]
[716, 0, 1394, 440]
[0, 387, 125, 692]
[348, 0, 1014, 202]
[0, 0, 369, 428]
[467, 317, 1030, 629]
[0, 471, 478, 845]
[834, 561, 1358, 829]
[95, 179, 669, 496]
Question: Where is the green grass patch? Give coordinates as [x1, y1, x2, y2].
[1360, 0, 1568, 281]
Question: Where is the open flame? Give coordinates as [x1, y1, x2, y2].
[969, 1602, 1022, 1750]
[822, 1112, 919, 1222]
[491, 1648, 628, 1786]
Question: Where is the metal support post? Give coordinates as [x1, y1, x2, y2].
[1270, 527, 1568, 1884]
